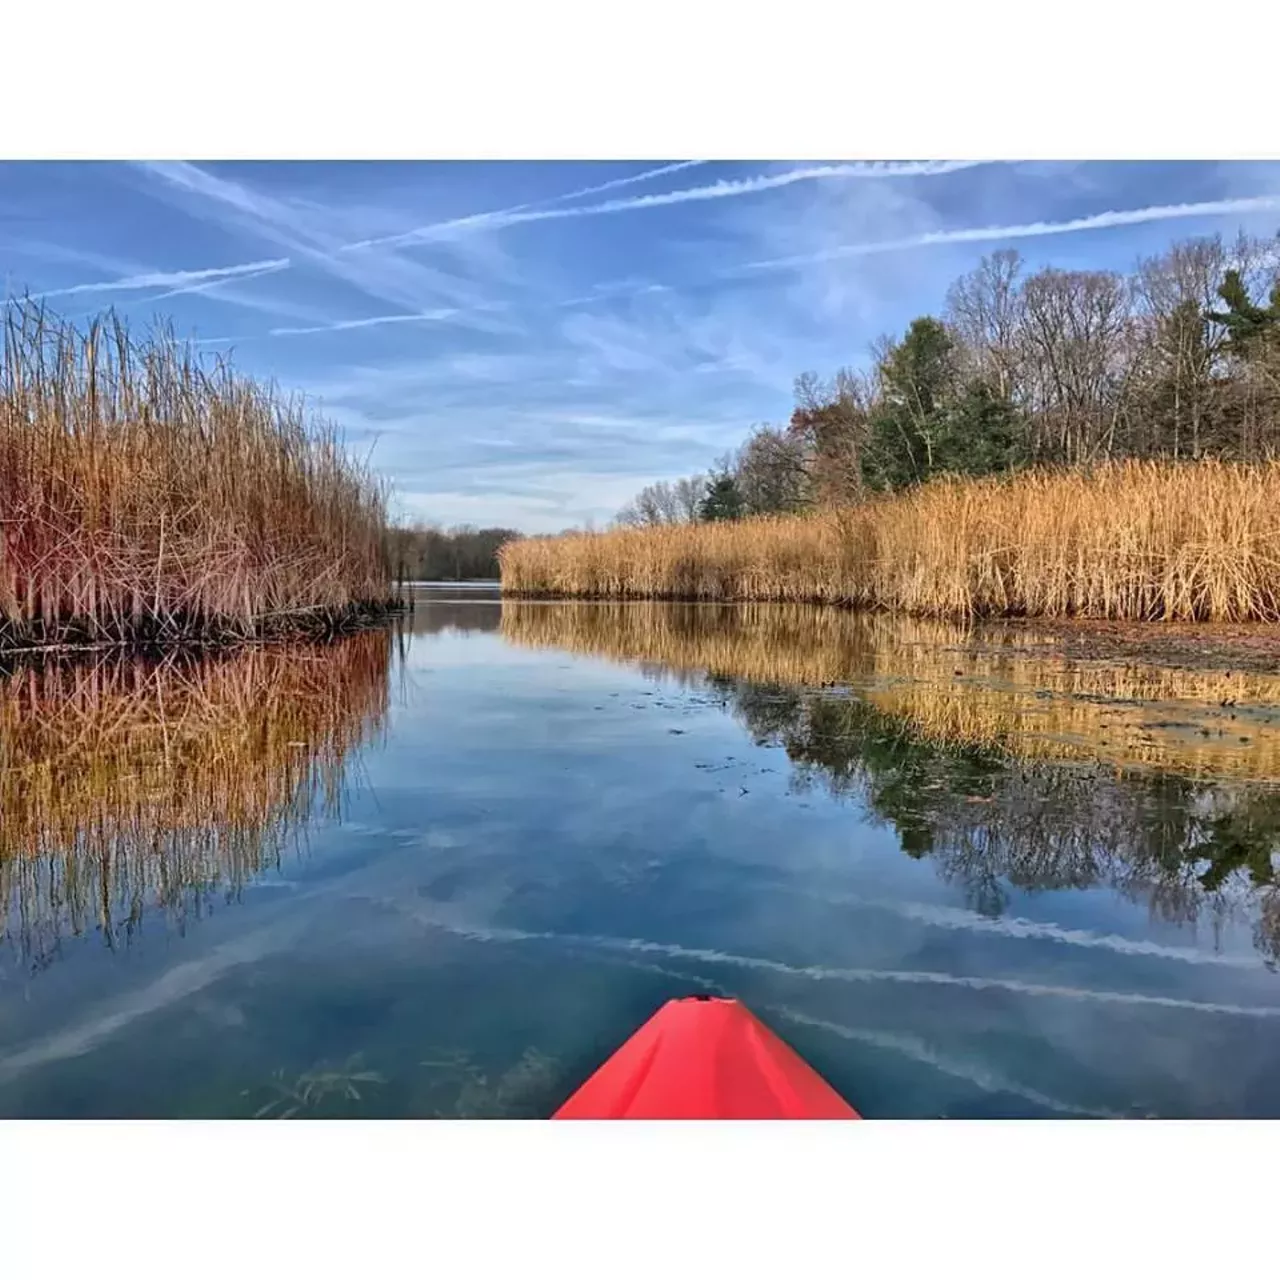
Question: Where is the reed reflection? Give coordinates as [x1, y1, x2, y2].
[502, 601, 1280, 964]
[1, 629, 393, 968]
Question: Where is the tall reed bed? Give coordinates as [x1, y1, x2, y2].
[500, 461, 1280, 622]
[0, 301, 395, 650]
[501, 601, 1280, 780]
[0, 630, 391, 964]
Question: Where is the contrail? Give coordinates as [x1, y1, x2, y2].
[345, 160, 993, 249]
[26, 257, 291, 302]
[540, 159, 710, 204]
[493, 191, 1280, 320]
[269, 309, 465, 337]
[766, 1006, 1122, 1118]
[341, 159, 710, 252]
[142, 264, 300, 306]
[739, 194, 1280, 272]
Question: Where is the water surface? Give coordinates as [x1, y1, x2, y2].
[3, 587, 1280, 1118]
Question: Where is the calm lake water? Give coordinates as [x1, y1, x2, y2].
[4, 584, 1280, 1118]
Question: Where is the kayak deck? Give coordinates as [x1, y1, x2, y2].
[553, 995, 860, 1119]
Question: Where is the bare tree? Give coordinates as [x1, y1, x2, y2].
[1019, 268, 1133, 464]
[944, 249, 1025, 398]
[735, 426, 811, 515]
[614, 228, 1280, 517]
[787, 368, 869, 506]
[616, 475, 706, 527]
[673, 474, 706, 523]
[1130, 236, 1230, 459]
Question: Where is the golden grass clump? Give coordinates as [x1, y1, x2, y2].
[500, 461, 1280, 622]
[0, 301, 395, 650]
[0, 630, 391, 962]
[501, 600, 1280, 780]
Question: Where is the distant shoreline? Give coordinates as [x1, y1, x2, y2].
[499, 460, 1280, 627]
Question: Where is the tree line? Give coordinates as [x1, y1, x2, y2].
[616, 230, 1280, 524]
[387, 524, 521, 581]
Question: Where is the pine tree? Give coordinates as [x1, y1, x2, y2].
[698, 473, 745, 521]
[1207, 269, 1280, 359]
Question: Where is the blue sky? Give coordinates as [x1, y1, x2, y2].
[3, 159, 1279, 532]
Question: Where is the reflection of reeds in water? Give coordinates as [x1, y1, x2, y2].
[503, 601, 1280, 961]
[501, 601, 1280, 780]
[0, 631, 391, 964]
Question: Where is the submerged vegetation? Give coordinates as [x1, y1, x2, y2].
[0, 629, 392, 966]
[504, 231, 1280, 621]
[0, 302, 397, 652]
[502, 600, 1280, 963]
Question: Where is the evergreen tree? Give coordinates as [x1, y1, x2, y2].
[699, 472, 745, 521]
[1207, 269, 1280, 359]
[935, 379, 1024, 476]
[863, 317, 957, 489]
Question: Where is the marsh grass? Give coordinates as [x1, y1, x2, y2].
[501, 601, 1280, 780]
[0, 301, 396, 652]
[0, 629, 392, 965]
[500, 461, 1280, 622]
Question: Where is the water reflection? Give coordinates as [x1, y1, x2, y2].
[6, 591, 1280, 1118]
[501, 602, 1280, 778]
[0, 631, 393, 968]
[404, 589, 502, 636]
[502, 601, 1280, 966]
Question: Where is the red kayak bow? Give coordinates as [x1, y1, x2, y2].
[553, 995, 860, 1119]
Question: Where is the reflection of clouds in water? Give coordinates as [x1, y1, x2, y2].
[423, 830, 463, 849]
[0, 850, 438, 1092]
[9, 598, 1280, 1117]
[778, 885, 1268, 970]
[765, 1006, 1123, 1119]
[367, 898, 1280, 1019]
[195, 999, 249, 1029]
[585, 953, 1113, 1116]
[0, 912, 307, 1086]
[369, 898, 1251, 1115]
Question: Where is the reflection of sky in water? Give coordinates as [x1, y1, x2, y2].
[3, 592, 1280, 1118]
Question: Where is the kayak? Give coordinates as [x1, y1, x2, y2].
[552, 995, 860, 1119]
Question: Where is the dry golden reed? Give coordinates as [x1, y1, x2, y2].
[0, 302, 394, 650]
[0, 630, 391, 959]
[500, 461, 1280, 622]
[501, 600, 1280, 780]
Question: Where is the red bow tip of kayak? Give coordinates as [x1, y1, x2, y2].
[553, 996, 860, 1120]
